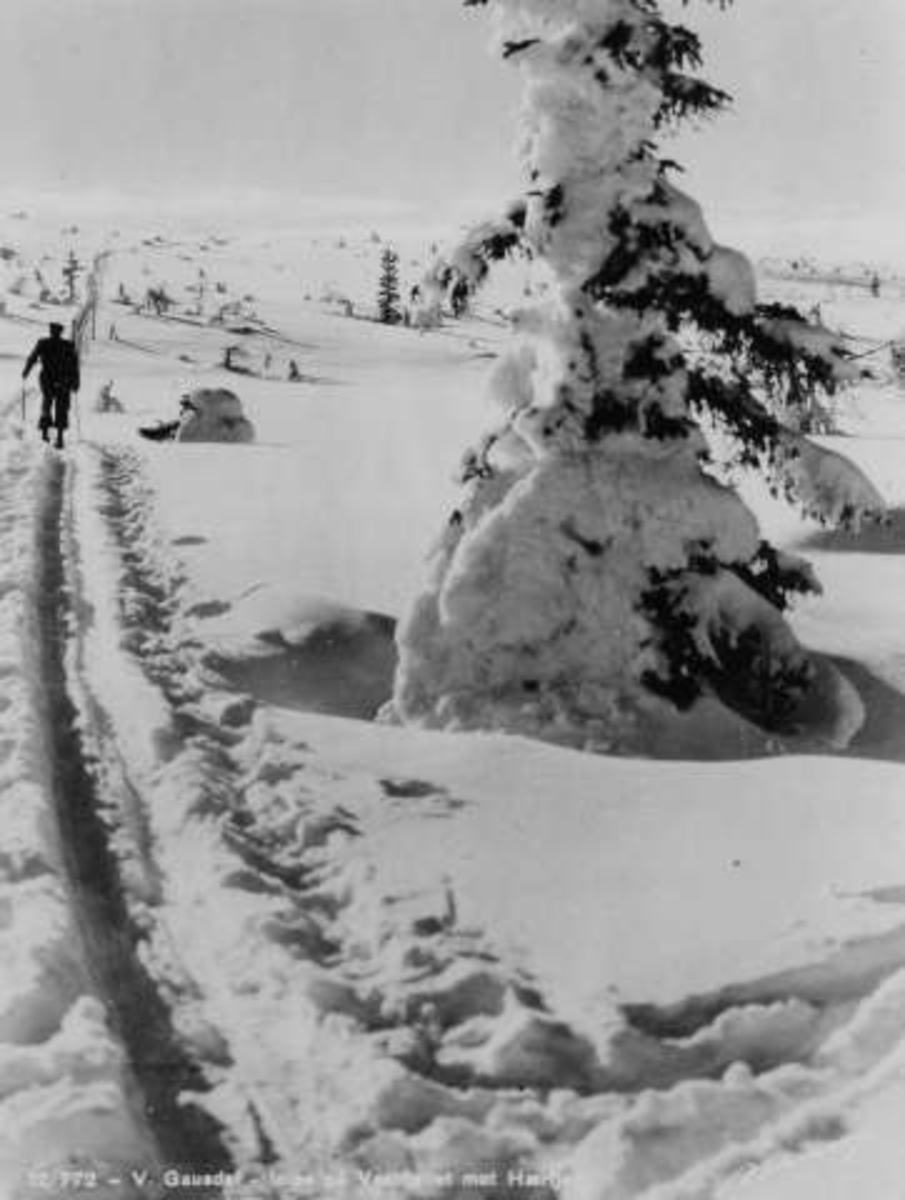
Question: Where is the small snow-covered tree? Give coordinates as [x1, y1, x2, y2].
[388, 0, 884, 753]
[145, 285, 173, 317]
[377, 246, 402, 324]
[62, 250, 83, 305]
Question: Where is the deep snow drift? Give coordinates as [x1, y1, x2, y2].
[2, 208, 905, 1198]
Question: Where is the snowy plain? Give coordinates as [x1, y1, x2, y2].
[1, 210, 905, 1198]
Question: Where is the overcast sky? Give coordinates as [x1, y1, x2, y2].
[0, 0, 520, 219]
[1, 1, 903, 255]
[668, 0, 905, 257]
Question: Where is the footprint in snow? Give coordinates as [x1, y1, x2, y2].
[186, 599, 232, 619]
[380, 778, 444, 799]
[379, 778, 467, 814]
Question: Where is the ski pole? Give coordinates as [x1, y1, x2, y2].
[844, 338, 895, 363]
[20, 383, 25, 424]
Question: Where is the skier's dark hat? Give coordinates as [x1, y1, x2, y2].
[48, 321, 64, 333]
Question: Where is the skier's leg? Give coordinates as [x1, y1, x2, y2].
[38, 384, 53, 440]
[55, 391, 70, 449]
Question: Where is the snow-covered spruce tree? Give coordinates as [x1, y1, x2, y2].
[387, 0, 885, 753]
[377, 246, 402, 324]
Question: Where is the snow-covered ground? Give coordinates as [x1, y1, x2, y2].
[2, 210, 905, 1198]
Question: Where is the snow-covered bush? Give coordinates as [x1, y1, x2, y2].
[175, 389, 255, 444]
[388, 0, 884, 753]
[94, 381, 124, 414]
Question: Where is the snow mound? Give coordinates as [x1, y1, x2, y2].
[196, 585, 396, 718]
[199, 586, 389, 653]
[175, 388, 255, 443]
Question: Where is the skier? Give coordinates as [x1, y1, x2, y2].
[22, 321, 80, 448]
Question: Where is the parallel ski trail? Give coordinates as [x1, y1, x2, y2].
[34, 453, 233, 1185]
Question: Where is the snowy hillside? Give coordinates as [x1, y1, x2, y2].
[2, 209, 905, 1199]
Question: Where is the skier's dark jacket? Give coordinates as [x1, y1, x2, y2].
[23, 336, 80, 391]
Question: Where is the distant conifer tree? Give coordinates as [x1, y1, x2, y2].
[377, 247, 402, 324]
[388, 0, 885, 754]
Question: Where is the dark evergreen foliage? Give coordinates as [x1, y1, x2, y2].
[377, 246, 402, 325]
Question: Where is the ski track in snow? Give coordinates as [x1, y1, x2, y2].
[5, 237, 905, 1198]
[0, 432, 156, 1196]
